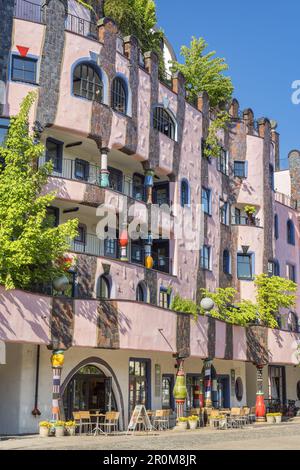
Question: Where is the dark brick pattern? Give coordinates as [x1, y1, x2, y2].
[176, 313, 190, 358]
[144, 268, 158, 305]
[123, 36, 139, 155]
[97, 301, 120, 349]
[76, 254, 97, 299]
[207, 316, 216, 359]
[246, 325, 269, 365]
[51, 297, 74, 349]
[224, 323, 233, 360]
[36, 0, 67, 127]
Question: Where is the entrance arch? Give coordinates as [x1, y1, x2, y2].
[61, 357, 125, 429]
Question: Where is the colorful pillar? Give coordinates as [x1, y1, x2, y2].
[199, 376, 204, 408]
[119, 224, 129, 262]
[204, 359, 212, 408]
[144, 233, 153, 269]
[99, 147, 110, 188]
[255, 364, 266, 422]
[144, 169, 154, 205]
[51, 350, 65, 421]
[173, 358, 187, 419]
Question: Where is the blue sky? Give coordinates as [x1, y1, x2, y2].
[156, 0, 300, 169]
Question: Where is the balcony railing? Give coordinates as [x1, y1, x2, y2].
[13, 0, 43, 23]
[275, 191, 298, 210]
[231, 215, 261, 227]
[65, 13, 97, 39]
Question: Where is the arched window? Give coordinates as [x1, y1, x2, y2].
[111, 77, 127, 114]
[153, 106, 176, 140]
[136, 282, 148, 303]
[287, 219, 295, 245]
[73, 62, 103, 102]
[223, 250, 231, 275]
[98, 275, 111, 299]
[180, 179, 190, 207]
[274, 214, 279, 240]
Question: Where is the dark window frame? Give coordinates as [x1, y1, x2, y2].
[153, 106, 176, 140]
[108, 166, 123, 193]
[11, 55, 37, 85]
[74, 158, 90, 181]
[237, 253, 253, 280]
[274, 214, 279, 240]
[218, 148, 229, 176]
[287, 219, 295, 245]
[98, 274, 111, 299]
[201, 245, 211, 271]
[73, 62, 103, 103]
[234, 161, 246, 178]
[129, 358, 151, 415]
[180, 179, 190, 207]
[45, 137, 63, 173]
[202, 187, 211, 215]
[223, 249, 231, 275]
[111, 77, 127, 114]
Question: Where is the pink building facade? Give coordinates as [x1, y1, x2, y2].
[0, 0, 300, 433]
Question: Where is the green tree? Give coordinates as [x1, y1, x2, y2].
[171, 294, 199, 319]
[0, 92, 78, 290]
[171, 37, 234, 108]
[104, 0, 165, 76]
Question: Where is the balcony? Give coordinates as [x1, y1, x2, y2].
[275, 191, 298, 210]
[65, 13, 97, 39]
[231, 215, 261, 227]
[13, 0, 43, 23]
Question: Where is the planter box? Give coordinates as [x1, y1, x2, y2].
[55, 426, 65, 437]
[266, 416, 275, 424]
[66, 426, 76, 436]
[176, 421, 188, 430]
[39, 426, 49, 437]
[275, 416, 282, 424]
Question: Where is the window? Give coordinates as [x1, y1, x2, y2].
[98, 275, 111, 299]
[74, 224, 86, 245]
[162, 375, 174, 410]
[109, 167, 123, 193]
[235, 377, 243, 402]
[287, 263, 296, 282]
[202, 187, 211, 215]
[200, 245, 211, 271]
[268, 261, 275, 277]
[159, 287, 171, 309]
[11, 55, 37, 84]
[73, 62, 102, 102]
[274, 214, 279, 240]
[0, 118, 10, 145]
[153, 183, 169, 206]
[287, 220, 295, 245]
[220, 199, 229, 225]
[180, 180, 190, 207]
[104, 238, 118, 258]
[234, 161, 247, 178]
[274, 260, 280, 276]
[133, 173, 145, 201]
[218, 148, 229, 175]
[288, 312, 298, 332]
[75, 159, 89, 181]
[129, 359, 150, 415]
[223, 250, 231, 275]
[234, 208, 241, 225]
[46, 138, 63, 173]
[131, 242, 144, 265]
[269, 164, 275, 190]
[237, 253, 253, 280]
[153, 106, 176, 140]
[136, 282, 147, 302]
[111, 77, 127, 114]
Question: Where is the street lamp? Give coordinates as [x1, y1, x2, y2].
[200, 297, 215, 312]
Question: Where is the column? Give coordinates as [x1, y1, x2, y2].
[144, 232, 153, 269]
[204, 359, 212, 408]
[99, 147, 110, 188]
[173, 358, 187, 419]
[119, 222, 129, 262]
[255, 364, 266, 422]
[51, 350, 65, 422]
[144, 169, 154, 205]
[199, 376, 204, 408]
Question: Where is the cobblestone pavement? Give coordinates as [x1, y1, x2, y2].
[0, 422, 300, 450]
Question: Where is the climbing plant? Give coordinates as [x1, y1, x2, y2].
[0, 92, 78, 290]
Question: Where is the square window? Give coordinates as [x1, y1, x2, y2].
[11, 56, 37, 84]
[234, 161, 246, 178]
[202, 187, 211, 215]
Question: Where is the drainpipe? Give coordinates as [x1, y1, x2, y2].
[31, 345, 41, 417]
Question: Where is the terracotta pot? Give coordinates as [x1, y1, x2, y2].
[55, 426, 65, 437]
[39, 426, 49, 437]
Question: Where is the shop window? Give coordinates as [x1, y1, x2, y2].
[129, 358, 150, 415]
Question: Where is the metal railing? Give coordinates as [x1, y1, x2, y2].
[275, 191, 298, 210]
[231, 215, 261, 227]
[160, 71, 172, 88]
[13, 0, 43, 23]
[65, 13, 97, 39]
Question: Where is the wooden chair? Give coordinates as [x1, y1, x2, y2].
[101, 411, 120, 434]
[249, 406, 256, 423]
[73, 412, 82, 435]
[79, 411, 93, 434]
[153, 410, 170, 430]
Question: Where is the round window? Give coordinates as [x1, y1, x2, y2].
[235, 377, 243, 402]
[297, 381, 300, 400]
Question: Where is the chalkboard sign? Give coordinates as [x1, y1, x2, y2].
[127, 405, 153, 433]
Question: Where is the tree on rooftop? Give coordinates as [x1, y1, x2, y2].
[0, 92, 78, 290]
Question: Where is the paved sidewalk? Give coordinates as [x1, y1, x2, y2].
[1, 422, 300, 450]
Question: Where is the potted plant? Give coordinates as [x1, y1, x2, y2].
[188, 415, 198, 430]
[54, 420, 65, 437]
[266, 413, 275, 424]
[244, 205, 257, 225]
[39, 421, 51, 437]
[274, 413, 282, 424]
[176, 417, 188, 430]
[65, 420, 77, 436]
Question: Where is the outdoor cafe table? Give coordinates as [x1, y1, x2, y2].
[90, 413, 106, 435]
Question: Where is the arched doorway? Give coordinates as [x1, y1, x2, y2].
[62, 365, 117, 420]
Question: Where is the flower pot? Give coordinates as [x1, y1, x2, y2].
[39, 426, 49, 437]
[266, 416, 275, 424]
[188, 420, 198, 430]
[66, 426, 76, 436]
[55, 426, 65, 437]
[177, 421, 188, 430]
[275, 416, 282, 424]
